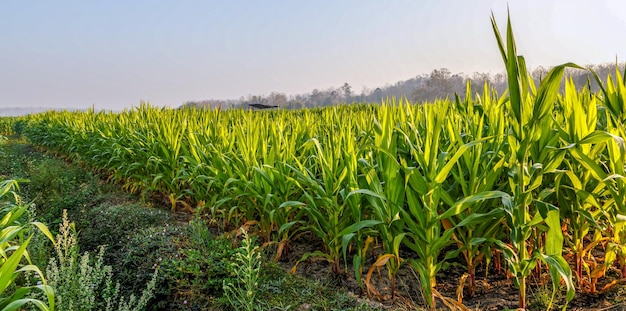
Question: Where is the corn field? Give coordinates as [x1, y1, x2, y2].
[3, 15, 626, 310]
[0, 117, 16, 136]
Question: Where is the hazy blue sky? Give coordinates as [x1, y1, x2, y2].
[1, 0, 625, 110]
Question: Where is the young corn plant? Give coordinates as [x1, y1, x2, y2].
[148, 110, 188, 211]
[555, 78, 611, 291]
[231, 114, 307, 254]
[491, 12, 575, 310]
[352, 102, 407, 299]
[447, 83, 508, 298]
[398, 100, 508, 310]
[333, 108, 379, 291]
[0, 117, 16, 135]
[0, 179, 55, 311]
[286, 119, 379, 275]
[589, 66, 626, 281]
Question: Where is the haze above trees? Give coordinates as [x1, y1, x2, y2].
[181, 63, 625, 110]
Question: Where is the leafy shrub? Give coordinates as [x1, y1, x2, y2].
[154, 219, 238, 310]
[77, 204, 172, 254]
[112, 224, 183, 311]
[46, 210, 158, 311]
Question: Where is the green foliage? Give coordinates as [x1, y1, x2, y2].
[0, 141, 34, 179]
[0, 179, 55, 311]
[0, 117, 17, 136]
[256, 263, 376, 311]
[491, 12, 575, 310]
[76, 203, 171, 254]
[11, 120, 27, 136]
[27, 158, 99, 223]
[46, 210, 158, 311]
[113, 225, 182, 310]
[157, 219, 236, 310]
[223, 229, 262, 311]
[0, 151, 102, 228]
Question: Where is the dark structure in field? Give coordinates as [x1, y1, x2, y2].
[248, 104, 279, 109]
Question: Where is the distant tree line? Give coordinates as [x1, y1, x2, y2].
[180, 62, 625, 110]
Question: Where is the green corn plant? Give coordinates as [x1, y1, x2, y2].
[181, 108, 243, 225]
[555, 78, 612, 291]
[556, 112, 626, 292]
[285, 120, 379, 274]
[0, 179, 56, 311]
[255, 164, 309, 260]
[0, 117, 16, 136]
[589, 65, 626, 281]
[148, 110, 188, 210]
[224, 114, 273, 227]
[268, 114, 339, 259]
[491, 12, 575, 310]
[242, 119, 308, 256]
[396, 99, 508, 310]
[227, 112, 297, 244]
[446, 82, 508, 298]
[350, 101, 407, 298]
[322, 107, 378, 290]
